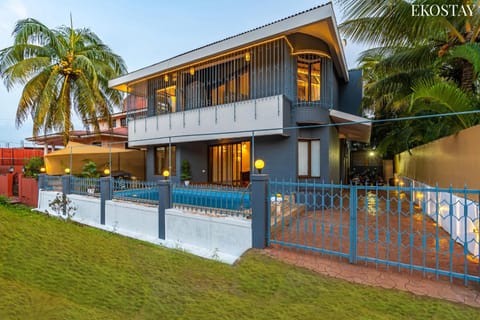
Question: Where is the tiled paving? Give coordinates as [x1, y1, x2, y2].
[264, 246, 480, 308]
[267, 188, 480, 307]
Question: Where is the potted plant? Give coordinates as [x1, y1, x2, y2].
[180, 160, 192, 186]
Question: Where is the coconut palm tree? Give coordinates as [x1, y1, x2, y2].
[339, 0, 480, 155]
[0, 16, 127, 145]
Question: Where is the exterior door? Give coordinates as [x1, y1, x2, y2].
[209, 141, 250, 186]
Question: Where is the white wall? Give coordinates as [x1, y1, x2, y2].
[166, 209, 252, 258]
[69, 194, 101, 225]
[406, 178, 479, 256]
[105, 201, 159, 239]
[37, 191, 252, 263]
[37, 190, 60, 214]
[129, 95, 285, 146]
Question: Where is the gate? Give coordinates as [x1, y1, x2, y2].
[268, 179, 480, 285]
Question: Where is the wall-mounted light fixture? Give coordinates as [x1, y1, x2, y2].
[104, 168, 111, 175]
[245, 52, 251, 62]
[189, 67, 195, 76]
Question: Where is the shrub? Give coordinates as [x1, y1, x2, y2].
[24, 156, 44, 179]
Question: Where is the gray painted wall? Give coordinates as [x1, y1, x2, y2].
[177, 143, 209, 183]
[253, 133, 298, 181]
[339, 69, 363, 116]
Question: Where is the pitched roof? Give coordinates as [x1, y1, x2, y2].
[109, 2, 348, 89]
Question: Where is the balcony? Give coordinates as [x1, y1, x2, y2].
[128, 95, 290, 147]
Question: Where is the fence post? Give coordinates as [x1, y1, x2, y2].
[158, 180, 171, 240]
[61, 175, 71, 195]
[251, 174, 269, 249]
[349, 185, 358, 264]
[100, 177, 112, 225]
[38, 174, 46, 191]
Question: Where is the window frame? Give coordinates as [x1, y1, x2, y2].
[297, 139, 321, 178]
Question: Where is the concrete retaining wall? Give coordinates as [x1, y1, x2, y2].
[166, 208, 252, 258]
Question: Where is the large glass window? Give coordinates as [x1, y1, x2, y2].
[298, 140, 321, 178]
[155, 146, 176, 176]
[297, 54, 321, 102]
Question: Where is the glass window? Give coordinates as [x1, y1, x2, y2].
[112, 119, 117, 128]
[120, 118, 127, 127]
[155, 146, 176, 176]
[156, 85, 176, 114]
[297, 55, 321, 102]
[298, 140, 321, 178]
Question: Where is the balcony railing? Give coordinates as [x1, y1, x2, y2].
[128, 95, 290, 146]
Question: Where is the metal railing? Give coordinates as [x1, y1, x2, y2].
[268, 179, 480, 285]
[43, 175, 62, 192]
[112, 179, 158, 204]
[70, 176, 101, 197]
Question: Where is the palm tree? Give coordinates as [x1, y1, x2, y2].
[0, 16, 127, 145]
[339, 0, 480, 154]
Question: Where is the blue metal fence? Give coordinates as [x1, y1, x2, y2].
[268, 179, 480, 285]
[70, 176, 101, 197]
[112, 179, 158, 204]
[43, 175, 62, 192]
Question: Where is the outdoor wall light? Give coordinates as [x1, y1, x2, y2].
[254, 159, 265, 174]
[162, 170, 170, 179]
[368, 151, 375, 157]
[64, 168, 71, 174]
[40, 167, 46, 173]
[189, 67, 195, 76]
[164, 74, 169, 82]
[8, 166, 14, 173]
[245, 52, 251, 62]
[104, 168, 111, 175]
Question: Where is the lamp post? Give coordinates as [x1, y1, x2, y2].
[254, 159, 265, 174]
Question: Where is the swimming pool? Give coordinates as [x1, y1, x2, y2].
[114, 186, 251, 211]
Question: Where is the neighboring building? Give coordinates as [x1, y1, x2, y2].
[109, 3, 371, 186]
[26, 99, 147, 153]
[0, 147, 44, 174]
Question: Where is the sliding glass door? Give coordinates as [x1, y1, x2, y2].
[209, 142, 250, 186]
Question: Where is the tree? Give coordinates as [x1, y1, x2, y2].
[0, 16, 127, 146]
[339, 0, 480, 155]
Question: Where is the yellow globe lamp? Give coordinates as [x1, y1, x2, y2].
[104, 168, 111, 175]
[162, 170, 170, 180]
[64, 168, 71, 174]
[40, 167, 46, 173]
[254, 159, 265, 174]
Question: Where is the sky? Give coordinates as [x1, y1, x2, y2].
[0, 0, 366, 146]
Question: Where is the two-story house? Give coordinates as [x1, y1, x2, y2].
[109, 3, 370, 186]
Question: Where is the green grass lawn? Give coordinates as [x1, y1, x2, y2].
[0, 203, 479, 320]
